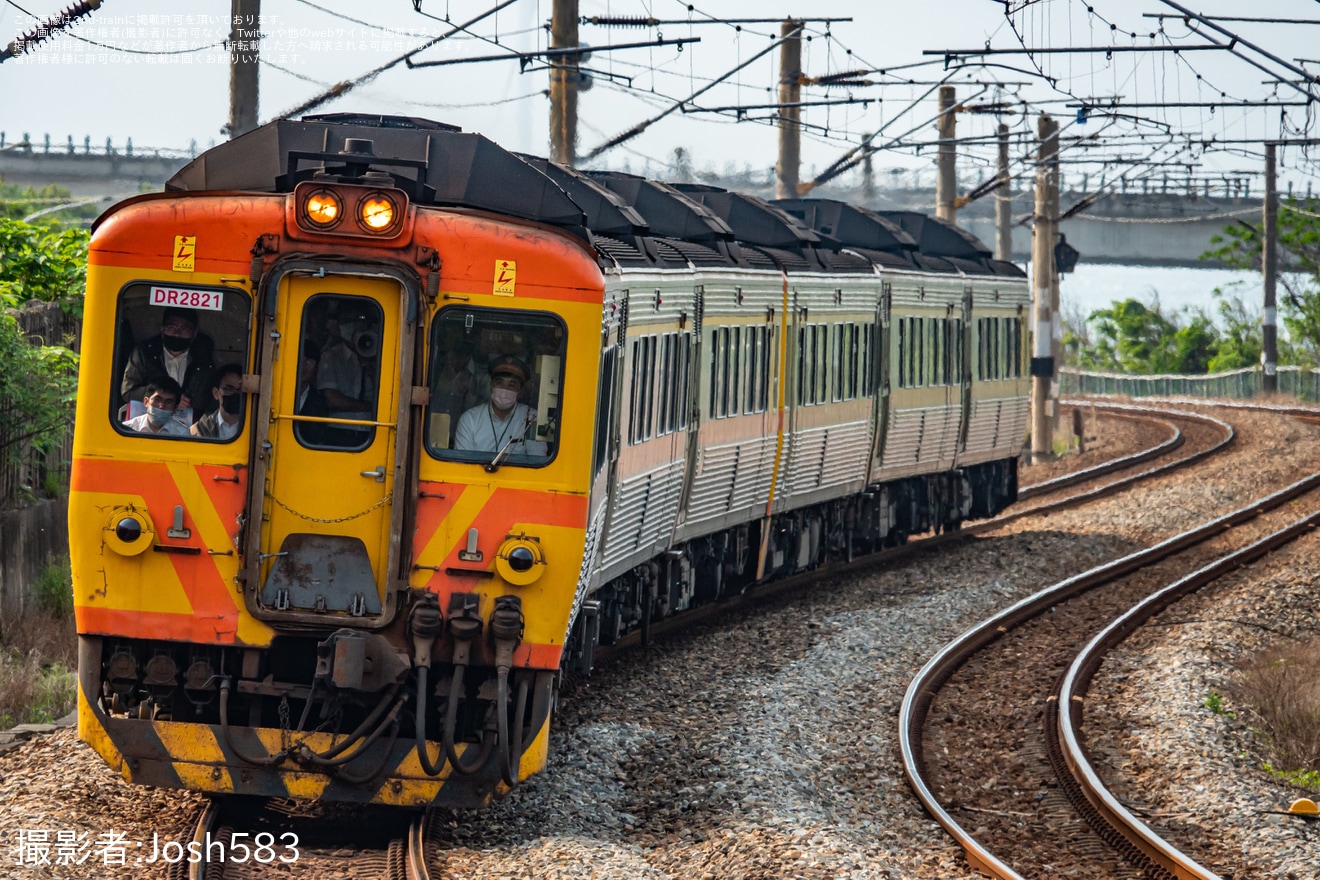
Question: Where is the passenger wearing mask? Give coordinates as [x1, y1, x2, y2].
[120, 307, 215, 418]
[454, 356, 547, 456]
[121, 377, 190, 436]
[190, 364, 245, 440]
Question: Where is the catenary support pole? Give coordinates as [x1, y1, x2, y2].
[228, 0, 260, 138]
[936, 86, 957, 224]
[1031, 114, 1059, 463]
[995, 122, 1012, 261]
[550, 0, 579, 166]
[1048, 138, 1061, 441]
[1262, 142, 1278, 394]
[775, 20, 802, 199]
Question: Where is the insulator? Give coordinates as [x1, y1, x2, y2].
[585, 16, 658, 28]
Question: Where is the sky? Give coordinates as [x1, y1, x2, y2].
[5, 0, 1320, 194]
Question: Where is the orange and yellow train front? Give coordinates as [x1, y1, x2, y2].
[71, 172, 604, 806]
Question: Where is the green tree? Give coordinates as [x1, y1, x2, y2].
[0, 182, 98, 225]
[0, 219, 84, 481]
[0, 313, 78, 471]
[0, 218, 90, 311]
[1206, 286, 1263, 372]
[1203, 201, 1320, 365]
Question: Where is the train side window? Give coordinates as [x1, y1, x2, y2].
[814, 325, 827, 404]
[658, 334, 673, 436]
[593, 344, 618, 475]
[643, 335, 657, 441]
[1009, 318, 1022, 377]
[111, 282, 251, 442]
[675, 332, 691, 429]
[425, 307, 564, 466]
[896, 319, 906, 389]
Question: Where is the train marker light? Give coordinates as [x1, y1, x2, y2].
[495, 536, 544, 586]
[359, 194, 397, 232]
[116, 517, 142, 543]
[304, 189, 342, 228]
[106, 508, 154, 556]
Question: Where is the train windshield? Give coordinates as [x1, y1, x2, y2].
[111, 283, 251, 441]
[425, 307, 565, 467]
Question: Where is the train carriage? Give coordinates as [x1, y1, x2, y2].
[71, 113, 1028, 808]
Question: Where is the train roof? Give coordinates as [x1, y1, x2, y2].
[164, 113, 1023, 279]
[166, 113, 589, 235]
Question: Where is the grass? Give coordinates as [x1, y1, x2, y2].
[1232, 638, 1320, 793]
[0, 556, 77, 730]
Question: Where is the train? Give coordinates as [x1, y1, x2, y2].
[70, 113, 1029, 808]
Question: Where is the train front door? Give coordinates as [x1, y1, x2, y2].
[250, 274, 410, 624]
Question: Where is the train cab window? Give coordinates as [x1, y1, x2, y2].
[293, 294, 384, 451]
[111, 282, 251, 441]
[425, 308, 564, 467]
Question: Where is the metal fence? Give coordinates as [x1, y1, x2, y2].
[0, 301, 80, 510]
[1060, 365, 1320, 401]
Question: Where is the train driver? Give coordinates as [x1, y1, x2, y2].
[453, 355, 548, 456]
[190, 364, 244, 440]
[120, 307, 215, 419]
[121, 376, 190, 436]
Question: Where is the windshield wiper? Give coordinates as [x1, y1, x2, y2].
[484, 410, 535, 473]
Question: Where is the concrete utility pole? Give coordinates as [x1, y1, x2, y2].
[549, 0, 579, 165]
[995, 122, 1012, 261]
[1262, 143, 1279, 394]
[935, 86, 957, 224]
[227, 0, 260, 139]
[1030, 114, 1059, 464]
[775, 19, 803, 199]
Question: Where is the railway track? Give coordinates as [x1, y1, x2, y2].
[178, 797, 430, 879]
[900, 404, 1320, 879]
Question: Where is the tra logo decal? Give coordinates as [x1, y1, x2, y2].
[173, 235, 197, 272]
[493, 259, 516, 296]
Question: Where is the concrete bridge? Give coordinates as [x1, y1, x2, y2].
[0, 134, 1263, 267]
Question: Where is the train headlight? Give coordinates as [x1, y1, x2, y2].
[495, 536, 544, 586]
[358, 194, 397, 232]
[105, 508, 154, 556]
[303, 189, 342, 228]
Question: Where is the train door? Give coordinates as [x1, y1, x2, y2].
[957, 286, 974, 456]
[247, 274, 410, 624]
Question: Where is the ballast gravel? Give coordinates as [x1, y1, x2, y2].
[0, 403, 1317, 880]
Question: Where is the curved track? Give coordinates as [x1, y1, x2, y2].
[901, 403, 1320, 879]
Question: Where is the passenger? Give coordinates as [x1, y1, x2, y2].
[121, 377, 190, 436]
[431, 338, 486, 446]
[453, 355, 548, 456]
[315, 311, 378, 445]
[120, 307, 215, 419]
[190, 364, 244, 440]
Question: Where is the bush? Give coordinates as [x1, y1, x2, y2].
[1234, 639, 1320, 779]
[32, 555, 72, 619]
[0, 648, 76, 729]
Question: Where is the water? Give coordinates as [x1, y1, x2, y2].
[1026, 262, 1266, 327]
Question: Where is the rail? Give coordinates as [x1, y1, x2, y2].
[899, 407, 1320, 879]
